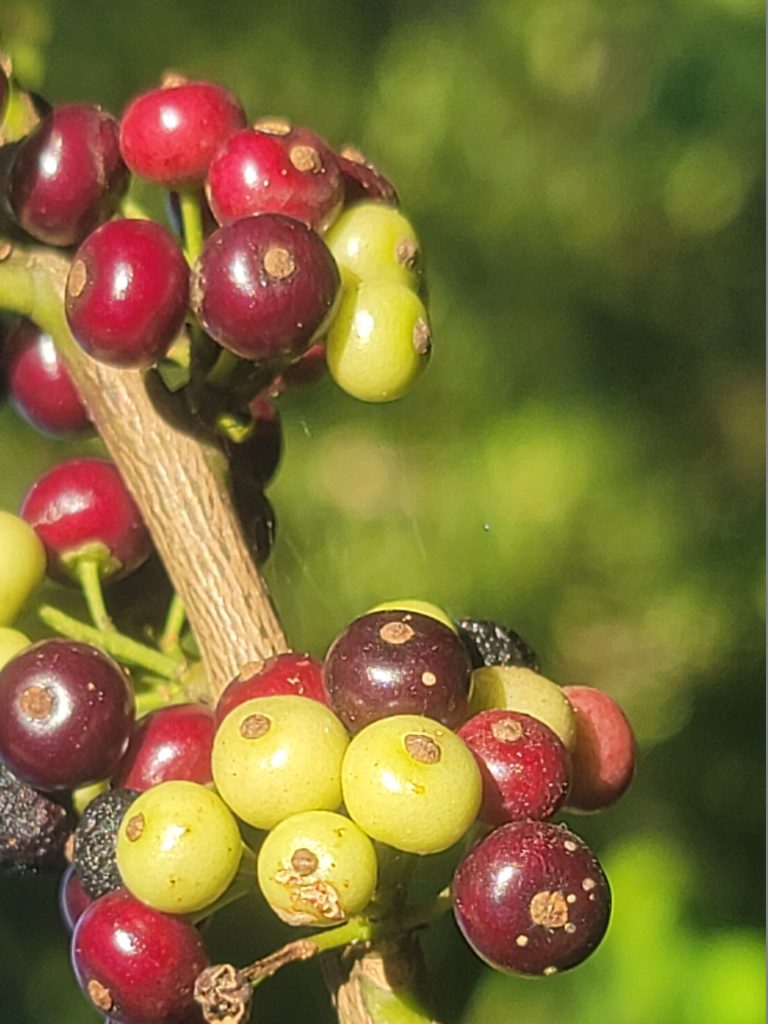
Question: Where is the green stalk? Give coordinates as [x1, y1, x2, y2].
[159, 593, 186, 656]
[178, 188, 205, 265]
[75, 557, 113, 631]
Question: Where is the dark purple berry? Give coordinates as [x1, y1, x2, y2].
[452, 820, 611, 976]
[73, 788, 138, 898]
[323, 610, 472, 733]
[337, 146, 399, 205]
[0, 639, 135, 791]
[7, 104, 128, 246]
[191, 213, 340, 362]
[65, 219, 190, 368]
[455, 618, 539, 671]
[0, 762, 73, 874]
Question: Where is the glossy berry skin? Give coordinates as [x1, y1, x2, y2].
[323, 610, 471, 734]
[116, 781, 242, 914]
[66, 219, 189, 368]
[206, 122, 343, 229]
[452, 821, 611, 976]
[0, 510, 46, 625]
[59, 864, 93, 931]
[7, 104, 128, 246]
[336, 146, 399, 205]
[113, 703, 215, 791]
[325, 201, 421, 289]
[326, 280, 431, 403]
[257, 810, 377, 926]
[71, 888, 209, 1024]
[191, 214, 340, 362]
[342, 714, 481, 854]
[469, 666, 577, 752]
[212, 695, 349, 830]
[216, 652, 327, 726]
[0, 639, 134, 790]
[458, 710, 570, 825]
[368, 599, 456, 633]
[562, 686, 636, 812]
[119, 80, 246, 188]
[20, 458, 152, 583]
[4, 318, 90, 436]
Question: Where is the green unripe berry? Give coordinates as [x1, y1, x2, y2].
[257, 810, 377, 926]
[469, 666, 577, 750]
[0, 511, 46, 626]
[327, 281, 431, 403]
[325, 201, 422, 290]
[212, 696, 349, 830]
[368, 600, 456, 633]
[0, 627, 31, 669]
[116, 780, 242, 914]
[341, 714, 481, 854]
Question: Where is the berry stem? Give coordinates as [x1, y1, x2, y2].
[159, 592, 186, 655]
[75, 556, 113, 631]
[178, 188, 205, 265]
[37, 604, 183, 678]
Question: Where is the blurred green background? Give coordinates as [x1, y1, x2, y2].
[0, 0, 763, 1022]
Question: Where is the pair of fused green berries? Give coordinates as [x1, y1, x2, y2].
[325, 203, 430, 402]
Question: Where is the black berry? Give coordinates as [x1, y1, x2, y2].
[0, 762, 72, 874]
[73, 788, 138, 899]
[455, 618, 539, 671]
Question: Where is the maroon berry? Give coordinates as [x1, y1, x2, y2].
[120, 79, 246, 188]
[191, 213, 340, 362]
[0, 639, 134, 790]
[216, 652, 327, 725]
[337, 146, 399, 205]
[113, 703, 215, 791]
[452, 821, 611, 976]
[269, 341, 327, 392]
[563, 685, 636, 812]
[206, 120, 343, 229]
[20, 458, 152, 583]
[60, 864, 93, 931]
[65, 219, 189, 368]
[72, 889, 209, 1024]
[7, 104, 128, 246]
[323, 611, 472, 733]
[458, 710, 570, 825]
[3, 318, 90, 436]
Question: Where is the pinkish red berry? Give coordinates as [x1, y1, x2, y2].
[458, 710, 570, 825]
[113, 704, 215, 791]
[563, 685, 636, 812]
[215, 652, 327, 725]
[120, 79, 246, 189]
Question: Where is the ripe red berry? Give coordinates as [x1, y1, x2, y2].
[191, 214, 340, 362]
[71, 889, 209, 1024]
[452, 821, 611, 976]
[563, 685, 636, 812]
[119, 79, 246, 188]
[3, 318, 91, 436]
[65, 219, 189, 368]
[20, 458, 152, 583]
[206, 120, 343, 229]
[113, 703, 215, 791]
[0, 639, 134, 790]
[458, 710, 570, 825]
[216, 652, 327, 725]
[7, 104, 128, 246]
[323, 610, 472, 733]
[337, 146, 399, 205]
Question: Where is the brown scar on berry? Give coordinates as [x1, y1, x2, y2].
[240, 713, 271, 739]
[340, 145, 367, 164]
[379, 622, 414, 645]
[64, 833, 75, 863]
[291, 848, 319, 876]
[254, 116, 292, 135]
[582, 877, 596, 891]
[125, 813, 145, 842]
[396, 238, 419, 270]
[67, 260, 88, 298]
[290, 145, 322, 174]
[0, 241, 13, 261]
[19, 685, 54, 719]
[404, 733, 442, 764]
[87, 979, 113, 1011]
[412, 319, 432, 356]
[421, 671, 437, 687]
[515, 935, 529, 947]
[263, 247, 296, 280]
[529, 889, 569, 929]
[491, 719, 524, 743]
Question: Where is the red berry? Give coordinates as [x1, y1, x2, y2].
[563, 685, 636, 812]
[458, 710, 570, 825]
[72, 889, 209, 1024]
[7, 104, 128, 246]
[20, 458, 152, 583]
[191, 214, 340, 362]
[65, 220, 189, 368]
[3, 318, 91, 436]
[337, 146, 399, 205]
[60, 864, 93, 931]
[119, 79, 246, 188]
[206, 120, 343, 229]
[323, 611, 472, 733]
[216, 652, 327, 725]
[0, 639, 134, 790]
[113, 703, 215, 791]
[452, 821, 611, 976]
